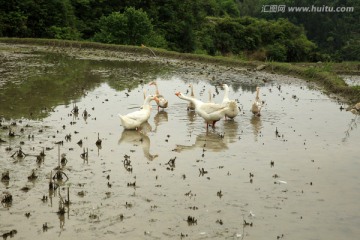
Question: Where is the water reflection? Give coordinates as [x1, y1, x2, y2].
[174, 111, 240, 152]
[175, 131, 228, 152]
[186, 110, 197, 122]
[0, 51, 168, 119]
[0, 54, 103, 119]
[153, 111, 168, 132]
[2, 44, 360, 240]
[58, 207, 65, 229]
[250, 115, 262, 141]
[223, 120, 239, 143]
[118, 123, 158, 161]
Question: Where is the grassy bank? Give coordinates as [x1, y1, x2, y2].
[1, 37, 359, 103]
[264, 62, 360, 103]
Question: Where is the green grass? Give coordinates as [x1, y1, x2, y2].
[1, 37, 359, 103]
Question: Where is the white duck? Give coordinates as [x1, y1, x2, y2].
[119, 95, 158, 130]
[251, 87, 262, 116]
[221, 84, 239, 119]
[187, 83, 196, 111]
[149, 81, 168, 111]
[175, 92, 232, 130]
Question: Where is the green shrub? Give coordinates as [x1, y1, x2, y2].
[266, 43, 287, 62]
[47, 26, 81, 40]
[93, 7, 154, 46]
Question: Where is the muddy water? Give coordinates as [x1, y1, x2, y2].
[1, 44, 360, 240]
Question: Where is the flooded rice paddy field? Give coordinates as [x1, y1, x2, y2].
[1, 43, 360, 239]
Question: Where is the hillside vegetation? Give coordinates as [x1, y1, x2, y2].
[1, 0, 358, 61]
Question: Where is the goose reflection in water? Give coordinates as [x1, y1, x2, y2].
[118, 122, 158, 161]
[186, 110, 197, 122]
[250, 115, 262, 141]
[174, 131, 228, 152]
[153, 111, 168, 132]
[175, 117, 239, 152]
[222, 120, 239, 143]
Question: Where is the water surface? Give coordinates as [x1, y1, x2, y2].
[1, 44, 359, 240]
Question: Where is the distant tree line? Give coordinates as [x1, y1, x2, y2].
[239, 0, 360, 61]
[0, 0, 358, 61]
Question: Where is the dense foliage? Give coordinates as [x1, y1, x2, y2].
[239, 0, 360, 61]
[0, 0, 358, 61]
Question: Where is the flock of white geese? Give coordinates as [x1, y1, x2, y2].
[119, 81, 263, 130]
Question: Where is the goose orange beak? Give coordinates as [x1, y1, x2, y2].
[175, 92, 180, 96]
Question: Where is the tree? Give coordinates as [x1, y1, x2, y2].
[257, 0, 360, 60]
[93, 12, 127, 44]
[93, 7, 154, 46]
[266, 43, 287, 62]
[0, 0, 78, 38]
[0, 11, 28, 37]
[124, 7, 153, 45]
[198, 16, 315, 61]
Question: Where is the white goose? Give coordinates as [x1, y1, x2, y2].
[149, 81, 168, 111]
[175, 92, 232, 130]
[222, 84, 239, 119]
[119, 95, 158, 130]
[143, 89, 146, 100]
[251, 87, 262, 116]
[187, 83, 196, 111]
[139, 89, 150, 110]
